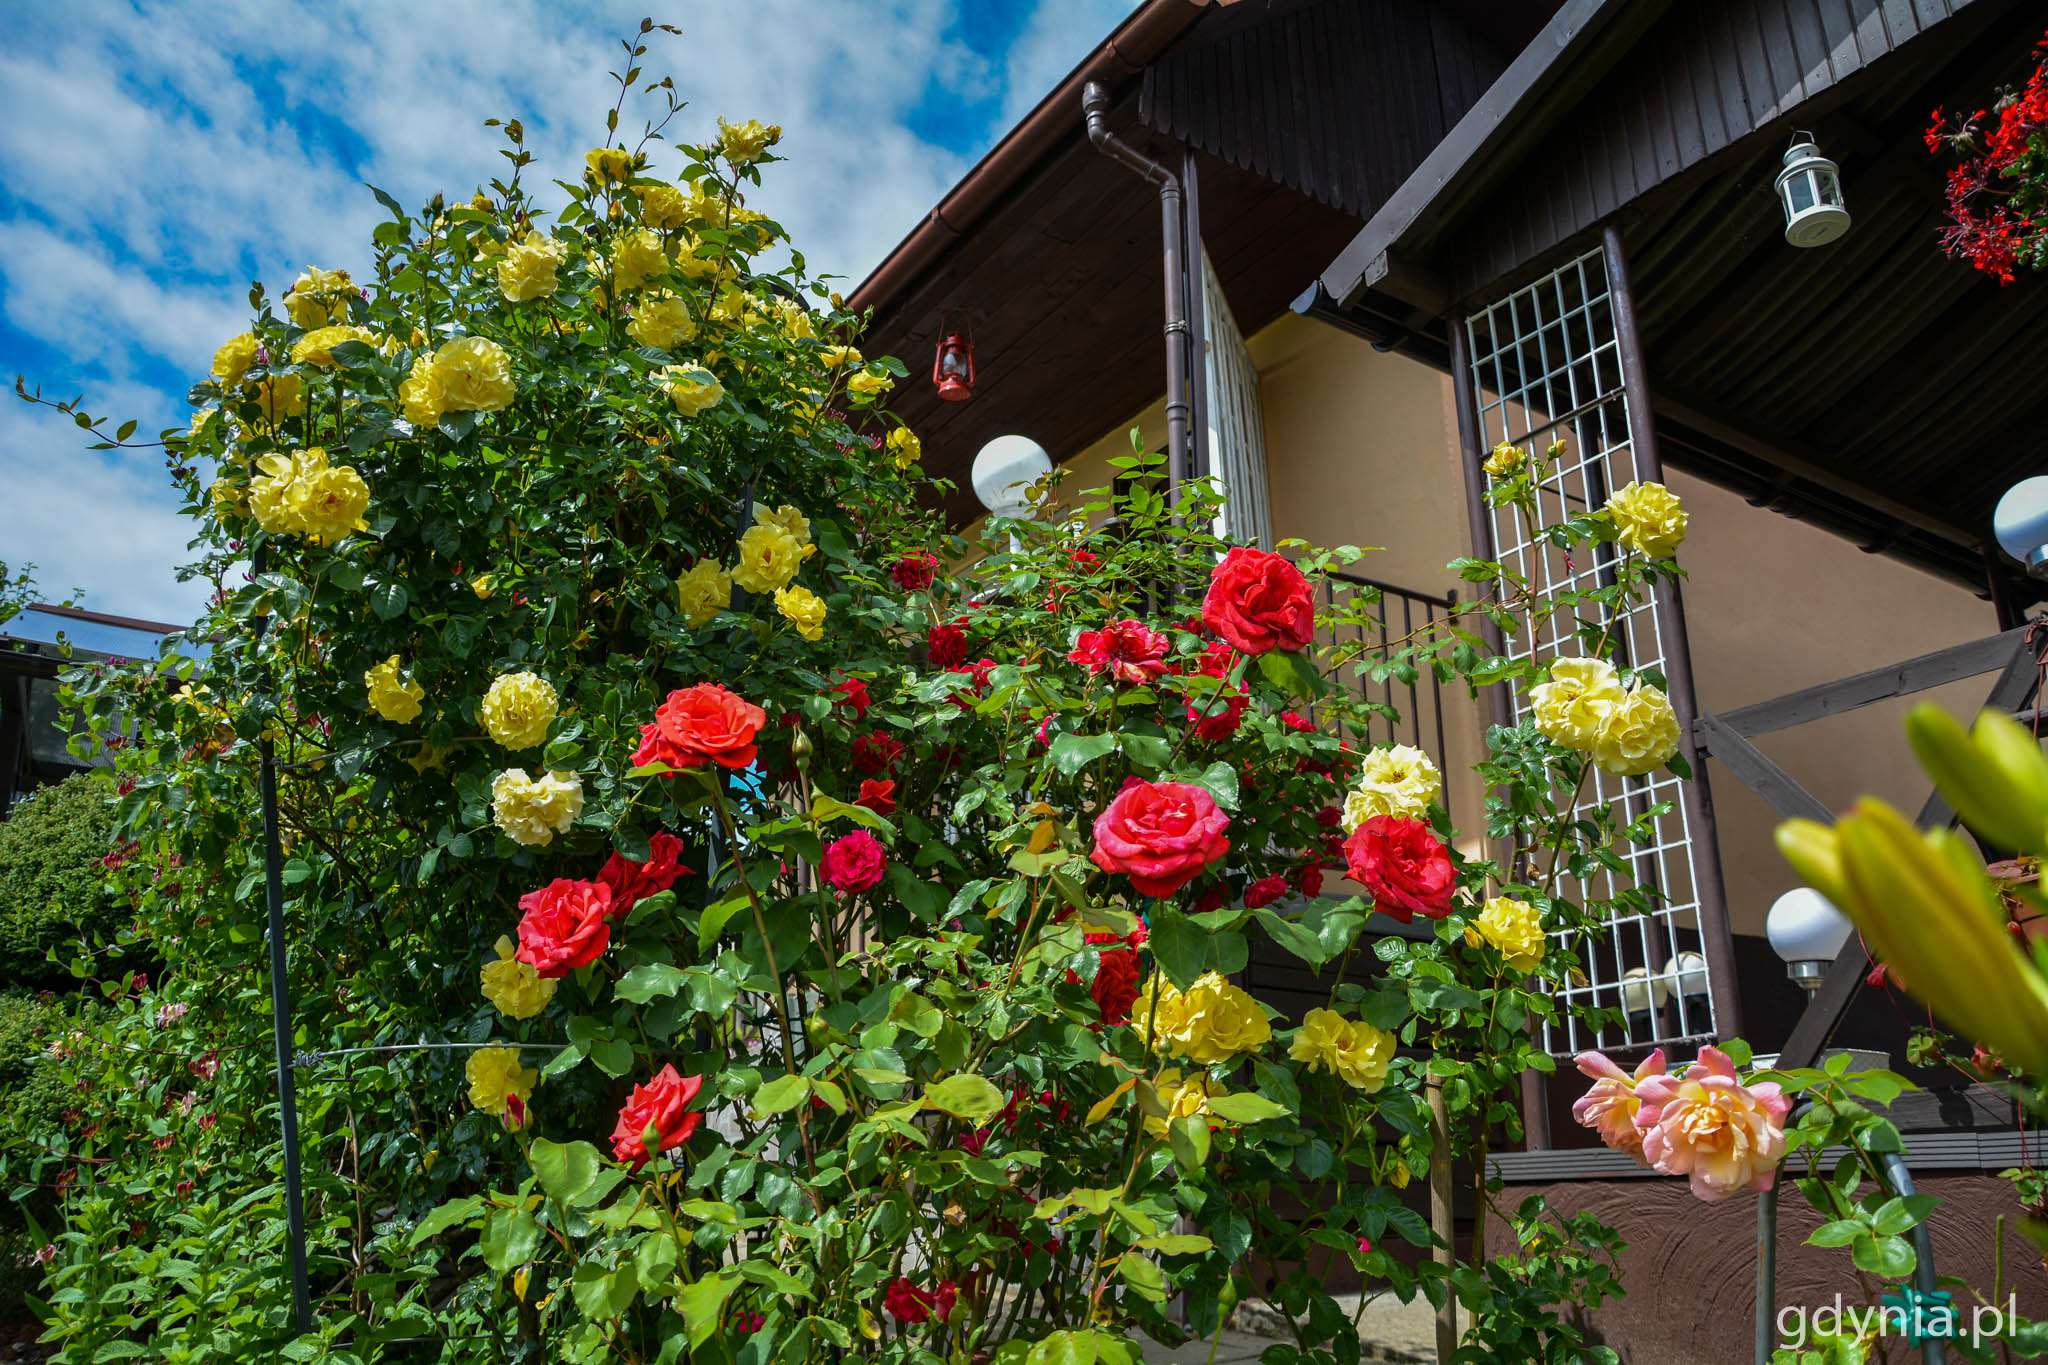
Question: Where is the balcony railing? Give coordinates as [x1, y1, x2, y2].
[1316, 570, 1459, 817]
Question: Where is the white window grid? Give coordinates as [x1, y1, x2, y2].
[1464, 249, 1717, 1056]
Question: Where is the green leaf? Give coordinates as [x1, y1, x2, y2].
[571, 1261, 640, 1319]
[1188, 760, 1239, 812]
[1049, 732, 1118, 776]
[1871, 1195, 1938, 1237]
[810, 795, 896, 835]
[478, 1207, 540, 1273]
[1806, 1219, 1865, 1248]
[1203, 1092, 1291, 1123]
[677, 1271, 739, 1350]
[1850, 1231, 1916, 1279]
[1120, 733, 1172, 772]
[698, 890, 750, 950]
[1115, 1252, 1168, 1301]
[635, 1232, 680, 1292]
[591, 1038, 635, 1078]
[616, 963, 687, 1004]
[923, 1073, 1005, 1123]
[1147, 903, 1207, 989]
[1134, 1233, 1214, 1255]
[1167, 1114, 1210, 1172]
[410, 1194, 483, 1246]
[753, 1074, 813, 1116]
[529, 1138, 602, 1205]
[368, 580, 409, 621]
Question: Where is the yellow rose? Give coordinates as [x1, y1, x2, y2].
[627, 292, 697, 351]
[660, 364, 724, 416]
[283, 455, 370, 545]
[610, 228, 670, 290]
[887, 427, 921, 470]
[1529, 657, 1624, 752]
[253, 373, 305, 421]
[1132, 971, 1271, 1064]
[497, 236, 568, 302]
[675, 560, 734, 627]
[482, 671, 557, 750]
[285, 267, 356, 329]
[819, 344, 861, 369]
[1465, 896, 1545, 972]
[364, 655, 424, 724]
[639, 184, 692, 231]
[400, 354, 443, 427]
[774, 585, 826, 641]
[212, 333, 259, 386]
[1484, 442, 1526, 477]
[585, 146, 635, 182]
[209, 477, 245, 516]
[490, 768, 583, 846]
[1606, 481, 1688, 560]
[465, 1045, 537, 1126]
[711, 288, 747, 323]
[183, 407, 221, 447]
[290, 324, 379, 367]
[480, 935, 556, 1020]
[717, 117, 782, 162]
[407, 742, 453, 775]
[1142, 1069, 1222, 1136]
[845, 368, 893, 400]
[1288, 1008, 1394, 1093]
[470, 574, 494, 599]
[775, 298, 816, 341]
[673, 231, 719, 280]
[753, 502, 811, 547]
[1341, 743, 1442, 831]
[432, 336, 516, 412]
[732, 522, 813, 594]
[1591, 682, 1681, 777]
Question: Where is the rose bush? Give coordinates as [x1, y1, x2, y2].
[16, 38, 1713, 1365]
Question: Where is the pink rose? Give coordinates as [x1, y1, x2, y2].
[1089, 780, 1231, 898]
[1633, 1046, 1790, 1202]
[1570, 1048, 1667, 1163]
[821, 829, 887, 894]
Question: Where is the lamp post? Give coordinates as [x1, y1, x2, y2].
[1766, 886, 1854, 996]
[971, 435, 1052, 522]
[1993, 475, 2048, 580]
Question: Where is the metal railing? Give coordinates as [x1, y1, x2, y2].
[1317, 570, 1459, 815]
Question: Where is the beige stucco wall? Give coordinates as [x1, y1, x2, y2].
[1032, 309, 2000, 945]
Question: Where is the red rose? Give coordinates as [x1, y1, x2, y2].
[1244, 874, 1289, 909]
[1342, 816, 1455, 922]
[821, 829, 887, 894]
[851, 731, 904, 775]
[1201, 546, 1315, 654]
[854, 778, 896, 815]
[515, 878, 617, 976]
[609, 1064, 704, 1169]
[927, 622, 967, 669]
[1314, 805, 1343, 828]
[892, 553, 939, 592]
[1298, 860, 1326, 898]
[1070, 548, 1102, 573]
[1068, 619, 1170, 685]
[828, 676, 871, 720]
[883, 1277, 957, 1324]
[633, 683, 766, 771]
[1089, 780, 1231, 898]
[598, 831, 690, 912]
[1280, 710, 1315, 733]
[1086, 935, 1144, 1024]
[1188, 687, 1248, 740]
[948, 658, 996, 709]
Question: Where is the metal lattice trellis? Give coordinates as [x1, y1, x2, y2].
[1458, 239, 1736, 1058]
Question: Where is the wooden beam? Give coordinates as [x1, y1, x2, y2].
[1691, 712, 1834, 823]
[1710, 627, 2031, 740]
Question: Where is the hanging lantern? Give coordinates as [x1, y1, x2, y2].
[932, 309, 976, 402]
[1774, 133, 1850, 247]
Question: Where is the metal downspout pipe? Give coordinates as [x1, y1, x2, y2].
[1082, 81, 1190, 498]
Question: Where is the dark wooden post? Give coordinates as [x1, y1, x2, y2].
[1181, 144, 1210, 486]
[1602, 222, 1745, 1042]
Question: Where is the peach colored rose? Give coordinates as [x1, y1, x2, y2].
[1570, 1048, 1667, 1162]
[1633, 1046, 1789, 1201]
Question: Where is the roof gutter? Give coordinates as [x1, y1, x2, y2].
[1316, 0, 1640, 310]
[848, 0, 1210, 317]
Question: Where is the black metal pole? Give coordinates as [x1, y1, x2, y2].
[1181, 143, 1209, 486]
[1601, 222, 1745, 1041]
[249, 543, 313, 1333]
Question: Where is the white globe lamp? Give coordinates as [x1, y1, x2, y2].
[971, 435, 1052, 520]
[1994, 476, 2048, 580]
[1766, 887, 1853, 995]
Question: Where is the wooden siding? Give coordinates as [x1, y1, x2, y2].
[1445, 0, 1978, 297]
[1139, 0, 1508, 221]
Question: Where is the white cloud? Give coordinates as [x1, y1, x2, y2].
[0, 0, 1135, 620]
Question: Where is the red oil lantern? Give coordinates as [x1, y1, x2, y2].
[932, 309, 975, 402]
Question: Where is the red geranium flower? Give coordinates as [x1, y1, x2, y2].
[1342, 816, 1455, 922]
[610, 1064, 704, 1169]
[597, 831, 690, 912]
[633, 683, 766, 771]
[1201, 546, 1315, 654]
[1090, 780, 1231, 898]
[1068, 619, 1171, 685]
[515, 878, 616, 976]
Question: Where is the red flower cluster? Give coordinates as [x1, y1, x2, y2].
[1085, 923, 1148, 1024]
[1090, 780, 1231, 897]
[883, 1276, 958, 1324]
[597, 831, 690, 910]
[1201, 546, 1315, 654]
[1343, 816, 1455, 922]
[1929, 32, 2048, 284]
[851, 730, 904, 775]
[1244, 874, 1289, 909]
[1068, 618, 1171, 685]
[892, 552, 939, 592]
[947, 658, 996, 709]
[633, 683, 766, 770]
[821, 829, 887, 894]
[610, 1064, 704, 1169]
[515, 878, 616, 976]
[927, 622, 967, 668]
[828, 676, 871, 720]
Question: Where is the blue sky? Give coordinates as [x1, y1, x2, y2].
[0, 0, 1137, 625]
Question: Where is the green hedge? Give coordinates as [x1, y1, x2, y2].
[0, 774, 122, 989]
[0, 990, 68, 1317]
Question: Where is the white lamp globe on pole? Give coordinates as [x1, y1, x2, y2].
[1994, 475, 2048, 580]
[971, 435, 1052, 521]
[1766, 887, 1854, 995]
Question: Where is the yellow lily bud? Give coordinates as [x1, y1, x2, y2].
[1783, 798, 2048, 1076]
[1904, 703, 2048, 855]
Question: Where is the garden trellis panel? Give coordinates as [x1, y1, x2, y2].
[1455, 237, 1739, 1058]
